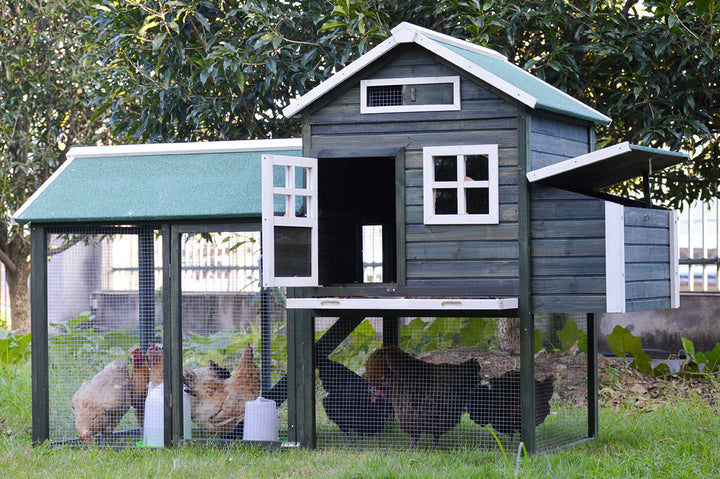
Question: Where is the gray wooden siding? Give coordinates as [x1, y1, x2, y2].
[530, 113, 591, 170]
[623, 207, 671, 312]
[307, 46, 520, 297]
[530, 185, 608, 312]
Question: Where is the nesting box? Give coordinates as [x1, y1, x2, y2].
[16, 22, 687, 453]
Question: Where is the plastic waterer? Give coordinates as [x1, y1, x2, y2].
[243, 397, 279, 441]
[143, 382, 192, 446]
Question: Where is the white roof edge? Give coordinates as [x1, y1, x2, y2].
[282, 36, 400, 118]
[392, 22, 508, 61]
[66, 138, 303, 159]
[526, 142, 632, 183]
[284, 22, 521, 118]
[414, 33, 537, 109]
[11, 155, 79, 222]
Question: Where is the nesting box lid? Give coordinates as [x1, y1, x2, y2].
[527, 142, 689, 189]
[12, 139, 302, 224]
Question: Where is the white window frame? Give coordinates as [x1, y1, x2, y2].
[261, 154, 318, 287]
[423, 144, 499, 225]
[360, 76, 461, 114]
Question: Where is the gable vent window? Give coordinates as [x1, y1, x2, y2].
[361, 76, 460, 114]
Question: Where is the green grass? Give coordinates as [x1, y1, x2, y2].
[1, 361, 719, 478]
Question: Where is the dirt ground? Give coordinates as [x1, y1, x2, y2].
[418, 347, 718, 409]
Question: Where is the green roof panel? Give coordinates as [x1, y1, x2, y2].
[14, 141, 302, 224]
[434, 39, 611, 125]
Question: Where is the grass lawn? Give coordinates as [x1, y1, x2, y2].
[1, 361, 718, 478]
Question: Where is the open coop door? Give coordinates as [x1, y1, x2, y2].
[261, 154, 319, 287]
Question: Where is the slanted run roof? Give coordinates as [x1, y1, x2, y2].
[283, 22, 611, 125]
[526, 142, 688, 189]
[13, 139, 302, 224]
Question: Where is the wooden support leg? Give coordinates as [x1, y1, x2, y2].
[587, 313, 599, 438]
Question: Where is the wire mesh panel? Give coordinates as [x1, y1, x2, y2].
[46, 227, 162, 446]
[315, 315, 589, 451]
[533, 313, 589, 452]
[179, 230, 288, 444]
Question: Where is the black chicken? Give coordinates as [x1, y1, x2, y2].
[467, 369, 554, 437]
[365, 346, 479, 450]
[316, 355, 393, 437]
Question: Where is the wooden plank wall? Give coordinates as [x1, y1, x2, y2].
[623, 206, 671, 312]
[530, 185, 608, 312]
[308, 46, 520, 297]
[530, 113, 591, 170]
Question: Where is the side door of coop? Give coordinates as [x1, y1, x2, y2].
[261, 154, 319, 287]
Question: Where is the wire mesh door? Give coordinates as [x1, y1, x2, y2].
[46, 227, 162, 446]
[314, 314, 589, 451]
[178, 229, 288, 444]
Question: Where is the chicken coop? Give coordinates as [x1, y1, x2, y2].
[268, 22, 687, 453]
[16, 22, 688, 454]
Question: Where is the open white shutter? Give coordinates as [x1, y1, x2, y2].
[261, 154, 318, 287]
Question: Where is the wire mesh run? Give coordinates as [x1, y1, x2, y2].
[47, 228, 162, 446]
[45, 227, 287, 446]
[315, 315, 589, 452]
[180, 231, 288, 444]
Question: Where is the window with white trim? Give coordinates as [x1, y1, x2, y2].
[360, 76, 460, 114]
[423, 145, 499, 225]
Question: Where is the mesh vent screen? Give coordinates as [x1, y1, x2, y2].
[367, 85, 403, 107]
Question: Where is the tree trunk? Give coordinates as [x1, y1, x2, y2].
[5, 239, 31, 334]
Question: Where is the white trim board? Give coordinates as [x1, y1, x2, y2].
[605, 202, 626, 313]
[286, 297, 519, 311]
[669, 209, 680, 309]
[67, 138, 303, 159]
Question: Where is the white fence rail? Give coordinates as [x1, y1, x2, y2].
[678, 199, 719, 292]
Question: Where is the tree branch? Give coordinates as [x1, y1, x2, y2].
[0, 247, 17, 276]
[47, 234, 90, 256]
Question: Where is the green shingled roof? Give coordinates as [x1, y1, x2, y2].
[13, 140, 302, 224]
[432, 38, 610, 125]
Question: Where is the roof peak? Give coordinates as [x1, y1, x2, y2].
[390, 22, 508, 62]
[282, 22, 610, 125]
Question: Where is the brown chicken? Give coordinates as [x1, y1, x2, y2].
[71, 360, 132, 443]
[212, 345, 261, 433]
[183, 360, 230, 436]
[467, 369, 554, 437]
[183, 346, 261, 438]
[130, 347, 149, 428]
[365, 346, 479, 450]
[147, 343, 164, 386]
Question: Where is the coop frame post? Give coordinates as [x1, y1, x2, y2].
[287, 287, 316, 448]
[168, 224, 183, 446]
[587, 312, 599, 438]
[260, 287, 272, 395]
[518, 109, 536, 454]
[138, 227, 156, 361]
[31, 225, 49, 445]
[382, 315, 401, 347]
